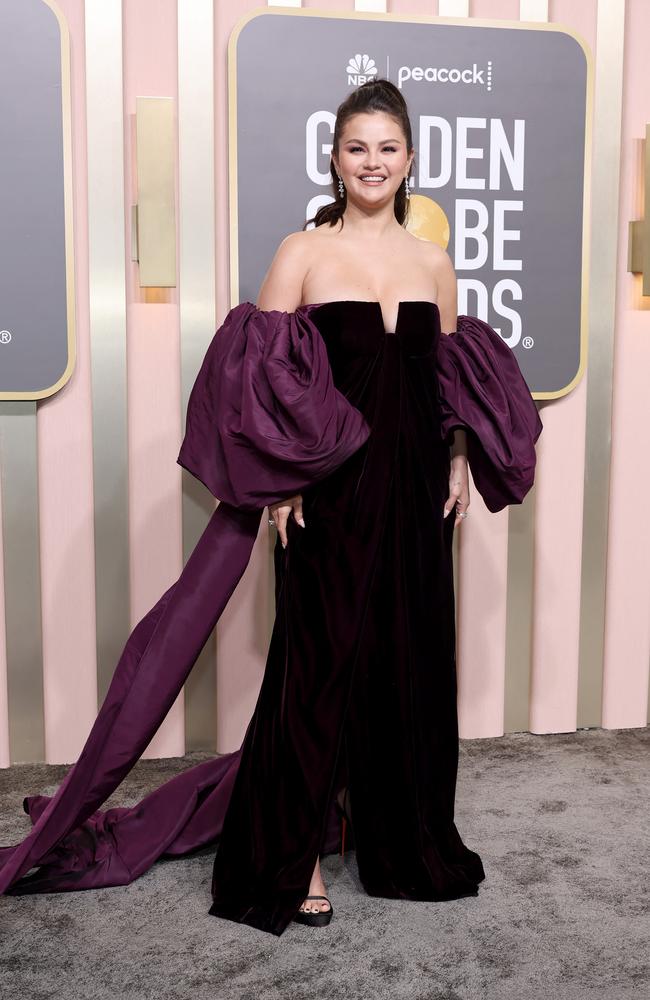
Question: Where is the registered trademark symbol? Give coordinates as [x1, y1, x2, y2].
[522, 335, 534, 349]
[0, 330, 12, 344]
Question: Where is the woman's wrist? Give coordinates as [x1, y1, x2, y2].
[449, 428, 468, 461]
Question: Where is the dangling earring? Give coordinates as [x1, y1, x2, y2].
[404, 176, 410, 201]
[338, 174, 345, 198]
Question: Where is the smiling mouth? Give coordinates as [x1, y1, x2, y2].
[359, 176, 387, 184]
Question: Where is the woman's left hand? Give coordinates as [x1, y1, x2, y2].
[443, 454, 470, 527]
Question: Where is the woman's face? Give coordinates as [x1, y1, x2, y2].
[332, 111, 413, 206]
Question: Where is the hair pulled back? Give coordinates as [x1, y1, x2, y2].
[303, 78, 414, 231]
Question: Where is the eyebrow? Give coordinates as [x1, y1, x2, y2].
[343, 137, 403, 144]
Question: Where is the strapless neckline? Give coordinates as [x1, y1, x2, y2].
[299, 299, 439, 337]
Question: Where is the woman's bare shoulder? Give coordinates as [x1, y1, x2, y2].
[257, 227, 335, 311]
[412, 234, 456, 290]
[406, 231, 454, 274]
[256, 230, 318, 311]
[412, 238, 457, 331]
[283, 224, 334, 253]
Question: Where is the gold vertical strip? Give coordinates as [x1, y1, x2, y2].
[85, 0, 130, 703]
[503, 1, 549, 733]
[0, 403, 45, 762]
[641, 123, 650, 296]
[503, 488, 538, 733]
[577, 0, 626, 728]
[135, 97, 176, 287]
[178, 0, 217, 751]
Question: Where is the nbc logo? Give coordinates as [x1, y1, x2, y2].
[347, 54, 378, 86]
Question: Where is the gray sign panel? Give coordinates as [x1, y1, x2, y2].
[0, 0, 75, 399]
[231, 10, 591, 398]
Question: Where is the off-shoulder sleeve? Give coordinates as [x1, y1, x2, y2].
[435, 314, 543, 513]
[177, 301, 371, 510]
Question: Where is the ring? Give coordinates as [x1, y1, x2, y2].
[268, 518, 276, 526]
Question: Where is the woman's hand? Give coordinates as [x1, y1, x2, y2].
[443, 455, 470, 527]
[269, 494, 305, 549]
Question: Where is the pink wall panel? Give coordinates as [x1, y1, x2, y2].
[126, 304, 184, 757]
[602, 0, 650, 728]
[0, 478, 9, 768]
[37, 0, 98, 765]
[123, 0, 184, 757]
[1, 0, 646, 767]
[214, 1, 272, 753]
[457, 492, 510, 738]
[530, 387, 586, 733]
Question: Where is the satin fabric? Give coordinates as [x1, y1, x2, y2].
[0, 304, 369, 898]
[0, 299, 542, 938]
[177, 302, 371, 509]
[436, 313, 543, 511]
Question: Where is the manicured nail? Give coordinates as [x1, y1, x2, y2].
[443, 508, 449, 518]
[297, 517, 305, 527]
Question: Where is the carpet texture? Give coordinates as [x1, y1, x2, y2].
[1, 726, 648, 1000]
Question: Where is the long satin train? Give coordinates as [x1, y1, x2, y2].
[0, 502, 262, 893]
[0, 301, 542, 902]
[0, 302, 373, 896]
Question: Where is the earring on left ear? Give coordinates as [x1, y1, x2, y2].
[404, 176, 410, 201]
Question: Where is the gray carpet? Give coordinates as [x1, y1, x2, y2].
[1, 727, 648, 1000]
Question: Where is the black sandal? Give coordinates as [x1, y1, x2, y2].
[293, 894, 334, 926]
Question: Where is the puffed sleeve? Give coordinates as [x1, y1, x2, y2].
[435, 314, 543, 513]
[177, 302, 371, 510]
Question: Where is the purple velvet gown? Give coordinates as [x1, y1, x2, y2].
[0, 299, 543, 937]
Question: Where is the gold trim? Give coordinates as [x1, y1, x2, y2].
[627, 124, 650, 296]
[641, 123, 650, 295]
[0, 0, 77, 401]
[577, 0, 626, 729]
[134, 96, 177, 288]
[85, 0, 130, 704]
[0, 401, 45, 762]
[504, 484, 538, 733]
[178, 0, 218, 751]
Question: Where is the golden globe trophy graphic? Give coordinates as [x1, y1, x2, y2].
[406, 194, 451, 249]
[231, 9, 590, 398]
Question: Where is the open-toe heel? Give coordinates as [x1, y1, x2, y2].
[293, 894, 334, 927]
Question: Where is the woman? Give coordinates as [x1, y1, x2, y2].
[0, 80, 542, 936]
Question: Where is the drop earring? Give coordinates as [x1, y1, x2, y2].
[338, 174, 345, 198]
[404, 176, 410, 201]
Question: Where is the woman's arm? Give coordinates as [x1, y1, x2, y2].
[256, 231, 308, 313]
[434, 247, 468, 464]
[256, 232, 311, 545]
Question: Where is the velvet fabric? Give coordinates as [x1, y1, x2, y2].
[0, 299, 542, 937]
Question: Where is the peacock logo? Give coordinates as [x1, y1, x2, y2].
[347, 54, 378, 86]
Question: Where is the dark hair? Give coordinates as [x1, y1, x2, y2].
[303, 78, 414, 231]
